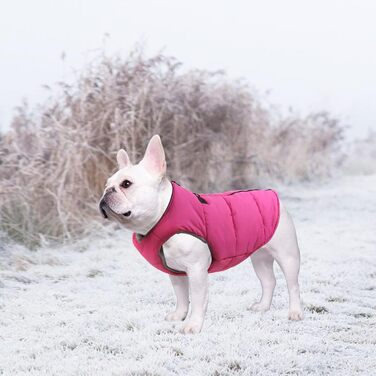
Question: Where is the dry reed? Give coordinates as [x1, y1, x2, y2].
[0, 50, 343, 247]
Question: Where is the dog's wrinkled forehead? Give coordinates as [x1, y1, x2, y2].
[106, 168, 130, 187]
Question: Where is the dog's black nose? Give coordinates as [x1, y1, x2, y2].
[105, 186, 116, 194]
[99, 199, 108, 218]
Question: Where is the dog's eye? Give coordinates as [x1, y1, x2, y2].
[120, 180, 132, 189]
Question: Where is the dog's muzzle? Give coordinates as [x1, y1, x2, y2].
[99, 194, 132, 219]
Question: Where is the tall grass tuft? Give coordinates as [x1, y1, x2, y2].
[0, 50, 343, 248]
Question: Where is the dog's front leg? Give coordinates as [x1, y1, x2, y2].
[180, 264, 208, 334]
[165, 275, 189, 321]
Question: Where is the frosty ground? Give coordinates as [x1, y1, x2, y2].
[1, 174, 375, 375]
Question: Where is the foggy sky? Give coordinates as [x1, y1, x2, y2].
[1, 0, 375, 138]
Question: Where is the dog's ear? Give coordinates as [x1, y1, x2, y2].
[140, 135, 166, 177]
[117, 149, 131, 169]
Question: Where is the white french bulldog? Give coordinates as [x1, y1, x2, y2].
[100, 135, 303, 334]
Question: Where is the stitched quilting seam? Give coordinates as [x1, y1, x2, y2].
[201, 199, 209, 239]
[251, 194, 266, 244]
[222, 196, 237, 253]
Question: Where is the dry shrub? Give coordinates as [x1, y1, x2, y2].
[0, 50, 343, 247]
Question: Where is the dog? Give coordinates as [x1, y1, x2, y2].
[100, 135, 303, 334]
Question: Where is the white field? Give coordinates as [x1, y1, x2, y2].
[0, 174, 375, 375]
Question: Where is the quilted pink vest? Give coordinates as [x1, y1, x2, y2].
[132, 182, 280, 275]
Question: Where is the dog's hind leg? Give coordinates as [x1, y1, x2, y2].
[274, 251, 303, 320]
[265, 201, 303, 320]
[250, 249, 276, 312]
[274, 248, 303, 320]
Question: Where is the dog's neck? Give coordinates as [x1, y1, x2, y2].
[139, 177, 173, 236]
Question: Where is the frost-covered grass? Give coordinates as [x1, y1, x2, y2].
[1, 175, 375, 375]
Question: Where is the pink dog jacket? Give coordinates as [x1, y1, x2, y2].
[132, 182, 280, 275]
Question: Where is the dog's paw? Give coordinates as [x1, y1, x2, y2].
[165, 310, 187, 322]
[288, 308, 304, 321]
[249, 302, 271, 312]
[180, 319, 203, 334]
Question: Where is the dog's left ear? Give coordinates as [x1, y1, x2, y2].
[140, 135, 166, 177]
[117, 149, 131, 169]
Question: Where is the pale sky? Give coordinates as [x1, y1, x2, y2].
[1, 0, 376, 138]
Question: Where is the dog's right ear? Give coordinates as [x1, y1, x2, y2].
[140, 135, 166, 177]
[116, 149, 131, 169]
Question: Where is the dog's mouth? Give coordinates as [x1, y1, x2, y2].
[99, 199, 108, 218]
[99, 198, 131, 219]
[100, 206, 108, 219]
